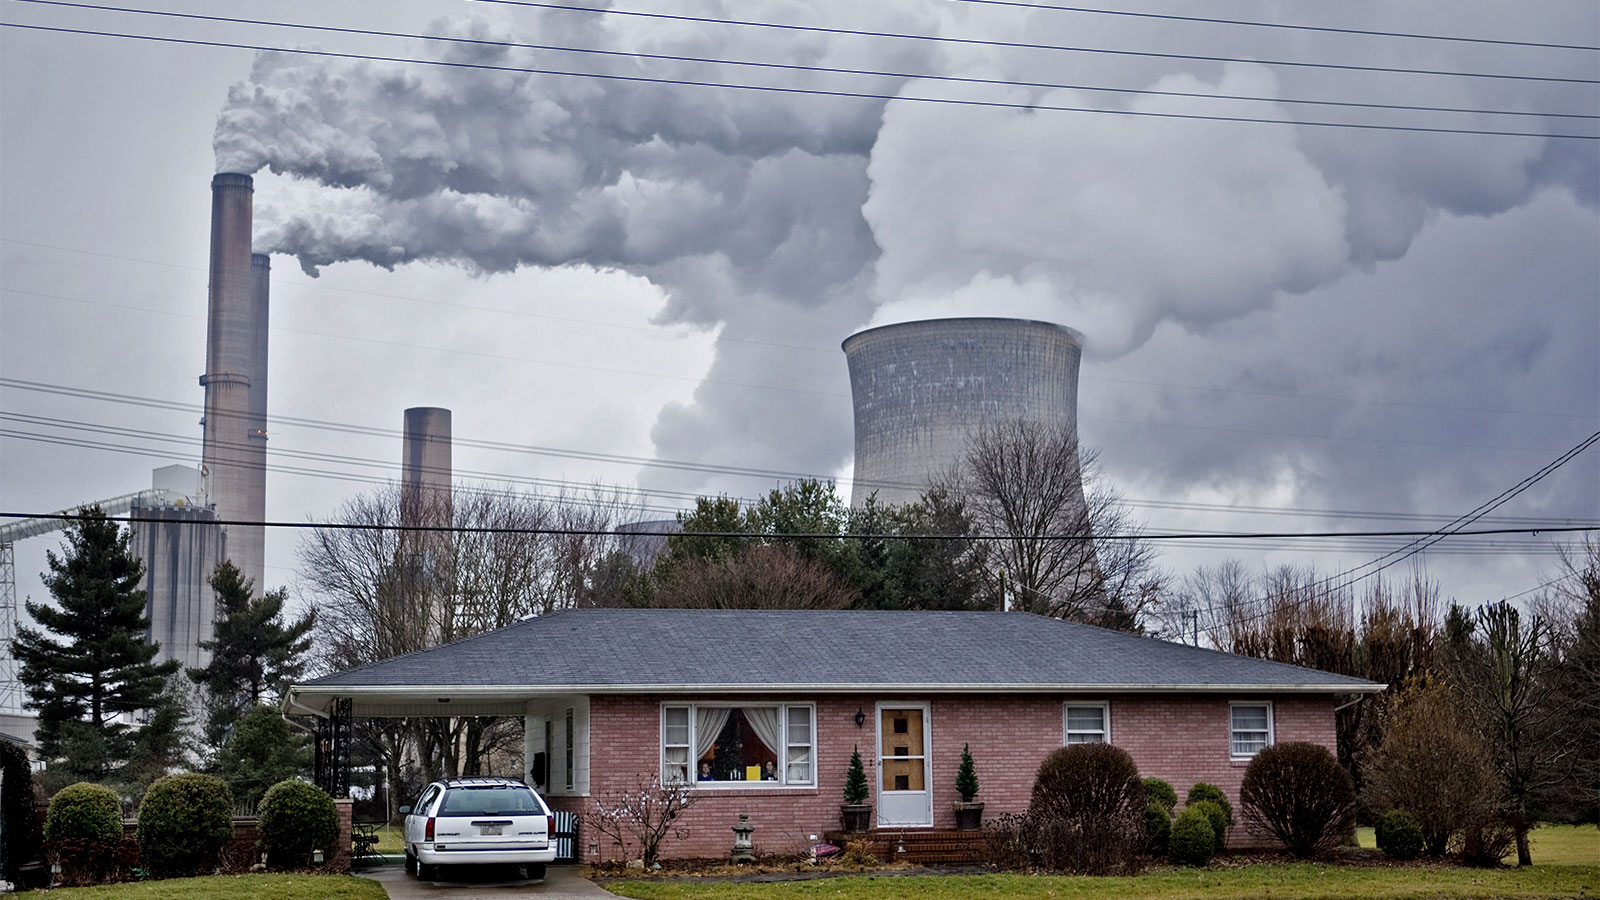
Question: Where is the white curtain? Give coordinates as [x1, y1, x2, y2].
[695, 707, 732, 763]
[743, 707, 782, 755]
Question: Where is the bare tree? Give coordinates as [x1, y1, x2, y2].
[940, 418, 1164, 629]
[646, 544, 856, 610]
[585, 773, 698, 867]
[1444, 601, 1583, 866]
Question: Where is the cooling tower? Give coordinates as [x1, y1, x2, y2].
[200, 172, 266, 589]
[131, 490, 224, 673]
[842, 317, 1086, 507]
[402, 407, 453, 535]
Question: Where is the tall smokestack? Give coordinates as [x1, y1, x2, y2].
[402, 407, 452, 537]
[200, 173, 266, 589]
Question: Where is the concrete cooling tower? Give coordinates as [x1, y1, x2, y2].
[842, 317, 1086, 507]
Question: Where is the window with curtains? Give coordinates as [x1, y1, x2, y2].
[1230, 701, 1273, 758]
[1064, 702, 1110, 744]
[660, 704, 815, 787]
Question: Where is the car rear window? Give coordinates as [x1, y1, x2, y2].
[438, 786, 543, 816]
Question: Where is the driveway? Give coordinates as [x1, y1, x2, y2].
[361, 864, 621, 899]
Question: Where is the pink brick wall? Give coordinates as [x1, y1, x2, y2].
[553, 692, 1337, 861]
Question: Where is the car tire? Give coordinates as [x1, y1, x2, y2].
[527, 863, 546, 881]
[404, 851, 416, 875]
[416, 861, 436, 881]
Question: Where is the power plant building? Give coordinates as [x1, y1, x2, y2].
[842, 317, 1087, 507]
[129, 465, 224, 672]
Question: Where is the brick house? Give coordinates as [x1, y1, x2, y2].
[286, 608, 1381, 861]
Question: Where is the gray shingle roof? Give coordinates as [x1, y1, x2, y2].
[297, 609, 1379, 693]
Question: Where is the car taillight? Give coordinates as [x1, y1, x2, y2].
[546, 815, 554, 837]
[425, 817, 435, 841]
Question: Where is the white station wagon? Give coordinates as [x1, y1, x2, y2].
[401, 777, 557, 881]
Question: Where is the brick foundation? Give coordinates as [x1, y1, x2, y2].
[549, 692, 1338, 861]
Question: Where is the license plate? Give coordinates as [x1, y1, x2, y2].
[480, 824, 503, 836]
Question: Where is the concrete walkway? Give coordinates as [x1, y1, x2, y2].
[361, 864, 621, 899]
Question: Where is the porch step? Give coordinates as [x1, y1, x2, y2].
[823, 829, 987, 865]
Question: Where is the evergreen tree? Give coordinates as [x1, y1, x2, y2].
[188, 560, 315, 746]
[14, 506, 180, 781]
[214, 704, 311, 808]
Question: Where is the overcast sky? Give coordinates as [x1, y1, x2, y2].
[2, 0, 1596, 627]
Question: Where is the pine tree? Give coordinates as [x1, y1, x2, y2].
[956, 743, 980, 802]
[14, 506, 180, 781]
[188, 560, 315, 746]
[215, 704, 311, 808]
[844, 745, 870, 805]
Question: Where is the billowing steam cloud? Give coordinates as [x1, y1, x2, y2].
[214, 2, 1596, 487]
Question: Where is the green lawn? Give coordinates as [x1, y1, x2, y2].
[18, 874, 388, 900]
[1355, 823, 1598, 865]
[608, 863, 1600, 900]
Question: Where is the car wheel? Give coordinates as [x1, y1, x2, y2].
[416, 861, 436, 881]
[404, 851, 416, 875]
[527, 863, 546, 881]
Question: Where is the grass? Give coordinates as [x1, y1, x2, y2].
[606, 863, 1600, 900]
[18, 873, 389, 900]
[1355, 823, 1598, 866]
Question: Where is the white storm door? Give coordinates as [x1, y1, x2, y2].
[876, 703, 932, 827]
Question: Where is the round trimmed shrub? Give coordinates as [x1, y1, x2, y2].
[1144, 800, 1172, 856]
[45, 782, 123, 884]
[257, 779, 339, 868]
[1240, 741, 1355, 859]
[1375, 809, 1425, 861]
[1187, 799, 1229, 854]
[1186, 783, 1233, 850]
[137, 773, 233, 876]
[1026, 744, 1146, 874]
[1169, 805, 1216, 866]
[1142, 777, 1177, 812]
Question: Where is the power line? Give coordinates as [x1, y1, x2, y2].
[942, 0, 1600, 52]
[2, 508, 1591, 543]
[6, 259, 1593, 422]
[14, 1, 1594, 122]
[7, 378, 1596, 525]
[468, 0, 1600, 86]
[3, 23, 1593, 141]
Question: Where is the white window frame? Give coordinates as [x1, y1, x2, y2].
[1063, 701, 1111, 745]
[1229, 700, 1274, 759]
[659, 702, 817, 789]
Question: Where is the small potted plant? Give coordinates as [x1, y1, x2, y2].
[953, 743, 984, 830]
[840, 745, 872, 833]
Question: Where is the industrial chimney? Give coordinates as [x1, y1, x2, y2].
[841, 317, 1087, 507]
[200, 173, 267, 589]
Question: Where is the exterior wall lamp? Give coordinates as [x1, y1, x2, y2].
[854, 707, 866, 728]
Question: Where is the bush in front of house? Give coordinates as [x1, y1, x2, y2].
[1240, 741, 1356, 858]
[1185, 783, 1233, 850]
[0, 741, 43, 888]
[45, 782, 124, 885]
[257, 779, 339, 869]
[136, 773, 234, 877]
[1186, 799, 1229, 856]
[1168, 805, 1216, 866]
[1143, 800, 1172, 856]
[1375, 809, 1425, 861]
[1024, 744, 1146, 874]
[1142, 777, 1177, 812]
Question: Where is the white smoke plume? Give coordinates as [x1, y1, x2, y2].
[213, 1, 1597, 485]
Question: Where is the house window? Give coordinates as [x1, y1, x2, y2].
[1230, 701, 1273, 758]
[1064, 702, 1110, 744]
[564, 707, 575, 790]
[660, 703, 816, 787]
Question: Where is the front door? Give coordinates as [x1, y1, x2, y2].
[876, 703, 932, 827]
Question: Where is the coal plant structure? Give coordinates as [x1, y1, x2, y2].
[401, 406, 453, 539]
[200, 172, 269, 590]
[842, 317, 1087, 507]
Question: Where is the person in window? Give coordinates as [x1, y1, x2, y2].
[762, 761, 777, 781]
[698, 762, 714, 781]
